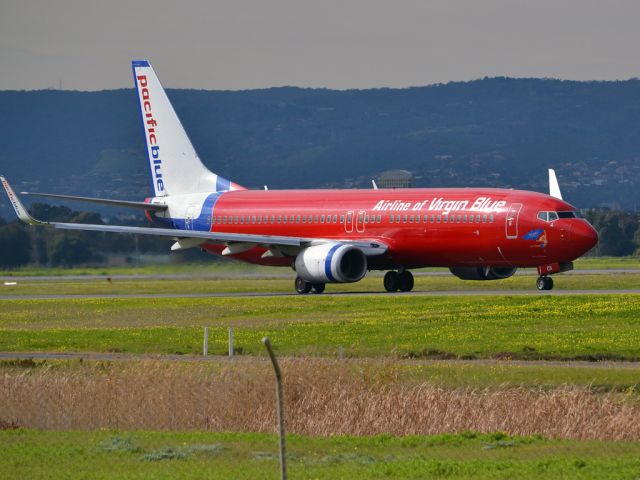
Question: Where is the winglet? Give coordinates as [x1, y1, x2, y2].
[0, 176, 45, 225]
[548, 169, 563, 200]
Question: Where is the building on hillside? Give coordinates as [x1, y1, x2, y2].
[377, 169, 413, 189]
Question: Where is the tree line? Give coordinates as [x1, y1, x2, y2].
[0, 205, 638, 269]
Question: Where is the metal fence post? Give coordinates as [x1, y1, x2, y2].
[229, 327, 234, 357]
[203, 327, 209, 356]
[262, 337, 286, 480]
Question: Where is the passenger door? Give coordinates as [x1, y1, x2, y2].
[505, 203, 522, 239]
[185, 205, 197, 231]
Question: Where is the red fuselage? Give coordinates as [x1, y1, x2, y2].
[197, 187, 598, 270]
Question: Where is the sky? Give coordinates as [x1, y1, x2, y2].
[1, 0, 640, 90]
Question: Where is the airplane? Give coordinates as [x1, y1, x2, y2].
[1, 60, 598, 294]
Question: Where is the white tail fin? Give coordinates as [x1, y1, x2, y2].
[131, 60, 244, 196]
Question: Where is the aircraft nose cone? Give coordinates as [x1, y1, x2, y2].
[571, 221, 598, 256]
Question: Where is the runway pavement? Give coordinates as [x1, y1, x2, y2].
[1, 268, 639, 282]
[0, 288, 638, 300]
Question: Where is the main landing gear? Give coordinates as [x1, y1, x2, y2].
[383, 270, 414, 292]
[536, 276, 554, 291]
[295, 276, 325, 294]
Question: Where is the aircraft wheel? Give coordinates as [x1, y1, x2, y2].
[398, 271, 414, 292]
[311, 283, 326, 294]
[536, 276, 554, 291]
[295, 276, 312, 294]
[383, 271, 399, 292]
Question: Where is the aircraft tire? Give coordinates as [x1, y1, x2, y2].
[536, 276, 554, 291]
[383, 271, 399, 292]
[311, 283, 326, 294]
[295, 276, 312, 294]
[398, 271, 414, 292]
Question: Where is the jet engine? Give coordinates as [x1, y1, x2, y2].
[449, 266, 517, 281]
[295, 243, 367, 283]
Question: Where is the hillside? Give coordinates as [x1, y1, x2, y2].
[1, 78, 639, 218]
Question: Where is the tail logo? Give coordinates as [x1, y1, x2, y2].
[136, 74, 164, 193]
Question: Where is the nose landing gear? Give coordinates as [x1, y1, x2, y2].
[536, 276, 554, 291]
[384, 270, 414, 292]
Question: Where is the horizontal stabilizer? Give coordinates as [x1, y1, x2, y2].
[21, 192, 167, 211]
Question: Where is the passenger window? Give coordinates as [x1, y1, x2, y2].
[389, 216, 394, 223]
[283, 216, 287, 224]
[482, 215, 487, 223]
[409, 215, 414, 223]
[476, 214, 481, 223]
[271, 216, 275, 223]
[340, 215, 345, 223]
[436, 215, 441, 223]
[296, 215, 301, 223]
[443, 216, 448, 223]
[320, 215, 325, 223]
[302, 216, 306, 223]
[468, 215, 473, 223]
[463, 214, 467, 223]
[450, 215, 455, 223]
[365, 215, 370, 223]
[402, 215, 408, 223]
[240, 217, 245, 224]
[333, 215, 338, 223]
[489, 214, 494, 223]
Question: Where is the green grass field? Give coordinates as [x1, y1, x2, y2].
[1, 255, 638, 278]
[0, 271, 639, 296]
[1, 294, 639, 360]
[2, 430, 640, 480]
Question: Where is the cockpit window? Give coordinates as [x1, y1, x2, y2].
[538, 210, 581, 222]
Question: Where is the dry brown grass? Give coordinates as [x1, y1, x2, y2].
[1, 358, 639, 440]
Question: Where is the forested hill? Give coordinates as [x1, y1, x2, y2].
[1, 77, 639, 217]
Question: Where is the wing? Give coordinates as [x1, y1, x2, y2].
[1, 176, 387, 257]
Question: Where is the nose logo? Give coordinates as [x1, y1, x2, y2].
[523, 229, 547, 248]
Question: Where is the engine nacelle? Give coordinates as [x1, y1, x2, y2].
[295, 243, 367, 283]
[449, 266, 517, 281]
